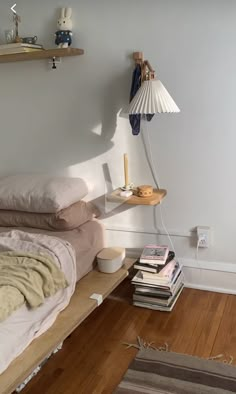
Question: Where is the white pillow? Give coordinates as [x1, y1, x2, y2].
[0, 175, 89, 213]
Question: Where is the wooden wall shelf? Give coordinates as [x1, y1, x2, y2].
[107, 188, 167, 206]
[0, 47, 84, 64]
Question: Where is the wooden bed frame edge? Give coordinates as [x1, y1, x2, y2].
[1, 258, 135, 394]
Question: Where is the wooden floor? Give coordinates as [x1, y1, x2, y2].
[20, 279, 236, 394]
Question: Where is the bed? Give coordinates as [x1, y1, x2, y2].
[0, 174, 133, 393]
[0, 229, 133, 394]
[0, 219, 105, 377]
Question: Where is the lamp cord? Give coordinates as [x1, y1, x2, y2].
[141, 121, 160, 189]
[195, 238, 203, 285]
[141, 121, 177, 256]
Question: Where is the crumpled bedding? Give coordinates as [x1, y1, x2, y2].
[0, 251, 68, 322]
[0, 229, 76, 375]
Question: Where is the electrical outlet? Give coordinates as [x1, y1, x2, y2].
[197, 226, 211, 248]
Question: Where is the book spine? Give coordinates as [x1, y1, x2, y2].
[133, 265, 158, 273]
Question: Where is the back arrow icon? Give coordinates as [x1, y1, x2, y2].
[11, 4, 16, 13]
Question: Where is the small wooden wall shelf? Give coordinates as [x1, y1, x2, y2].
[107, 188, 167, 206]
[0, 47, 84, 64]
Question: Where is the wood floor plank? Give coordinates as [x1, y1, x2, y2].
[210, 294, 236, 363]
[162, 289, 228, 357]
[21, 293, 150, 394]
[138, 288, 202, 351]
[183, 291, 228, 358]
[20, 283, 235, 394]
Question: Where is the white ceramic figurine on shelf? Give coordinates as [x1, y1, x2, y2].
[55, 7, 73, 48]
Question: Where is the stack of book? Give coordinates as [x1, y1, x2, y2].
[132, 244, 184, 312]
[0, 43, 44, 55]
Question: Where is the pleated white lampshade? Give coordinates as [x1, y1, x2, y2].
[129, 79, 180, 114]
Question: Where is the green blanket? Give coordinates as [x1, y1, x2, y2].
[0, 251, 68, 322]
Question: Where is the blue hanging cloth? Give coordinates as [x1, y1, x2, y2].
[129, 65, 154, 136]
[129, 64, 141, 135]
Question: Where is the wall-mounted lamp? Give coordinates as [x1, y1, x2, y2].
[129, 52, 180, 116]
[128, 51, 180, 190]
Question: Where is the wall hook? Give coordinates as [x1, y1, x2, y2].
[52, 56, 57, 69]
[49, 56, 61, 69]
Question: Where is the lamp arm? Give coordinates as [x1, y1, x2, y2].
[143, 60, 155, 80]
[143, 60, 154, 73]
[132, 53, 155, 81]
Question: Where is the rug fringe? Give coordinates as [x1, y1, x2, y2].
[208, 354, 234, 364]
[122, 336, 169, 352]
[208, 354, 224, 361]
[122, 337, 234, 364]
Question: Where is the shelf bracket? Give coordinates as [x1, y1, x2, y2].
[49, 56, 62, 70]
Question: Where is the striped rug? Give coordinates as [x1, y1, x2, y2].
[115, 348, 236, 393]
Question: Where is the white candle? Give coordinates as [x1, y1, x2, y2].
[124, 153, 129, 188]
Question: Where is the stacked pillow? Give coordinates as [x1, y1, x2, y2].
[0, 175, 99, 231]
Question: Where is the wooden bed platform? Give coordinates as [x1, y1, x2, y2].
[1, 258, 135, 394]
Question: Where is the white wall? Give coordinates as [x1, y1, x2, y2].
[0, 0, 236, 268]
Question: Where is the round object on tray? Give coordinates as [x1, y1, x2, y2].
[97, 247, 125, 273]
[137, 185, 153, 198]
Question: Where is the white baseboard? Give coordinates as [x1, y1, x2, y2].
[106, 227, 236, 295]
[180, 257, 236, 274]
[180, 259, 236, 295]
[183, 283, 236, 295]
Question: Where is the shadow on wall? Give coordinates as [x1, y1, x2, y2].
[0, 67, 132, 175]
[50, 70, 131, 169]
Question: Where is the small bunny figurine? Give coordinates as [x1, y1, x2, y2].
[55, 7, 73, 48]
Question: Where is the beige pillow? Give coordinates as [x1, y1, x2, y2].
[0, 175, 88, 213]
[0, 201, 100, 231]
